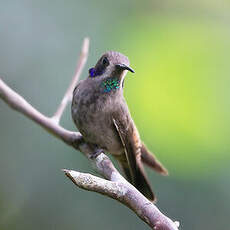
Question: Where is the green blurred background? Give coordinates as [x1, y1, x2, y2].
[1, 0, 230, 229]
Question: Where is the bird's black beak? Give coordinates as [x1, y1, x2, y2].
[116, 64, 135, 73]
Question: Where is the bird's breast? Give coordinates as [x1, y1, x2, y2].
[71, 84, 124, 155]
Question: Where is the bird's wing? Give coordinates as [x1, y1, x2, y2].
[112, 115, 138, 182]
[112, 113, 155, 201]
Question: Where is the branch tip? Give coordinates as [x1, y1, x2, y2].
[61, 169, 70, 173]
[174, 221, 180, 228]
[82, 37, 90, 54]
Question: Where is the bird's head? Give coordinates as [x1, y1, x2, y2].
[88, 51, 134, 93]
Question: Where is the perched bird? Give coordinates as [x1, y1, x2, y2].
[71, 51, 168, 201]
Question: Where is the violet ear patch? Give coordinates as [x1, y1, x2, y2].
[89, 68, 96, 77]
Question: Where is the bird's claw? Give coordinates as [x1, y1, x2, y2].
[89, 149, 104, 159]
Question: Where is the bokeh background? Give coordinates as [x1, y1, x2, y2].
[1, 0, 230, 229]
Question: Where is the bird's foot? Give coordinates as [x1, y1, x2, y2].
[72, 135, 85, 149]
[89, 149, 104, 159]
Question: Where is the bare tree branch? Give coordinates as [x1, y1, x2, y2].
[0, 38, 179, 230]
[63, 153, 179, 230]
[0, 77, 82, 146]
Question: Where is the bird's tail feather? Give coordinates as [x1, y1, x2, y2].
[117, 154, 155, 201]
[133, 159, 155, 201]
[141, 143, 168, 176]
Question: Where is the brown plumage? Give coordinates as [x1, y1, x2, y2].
[141, 143, 168, 176]
[71, 51, 168, 201]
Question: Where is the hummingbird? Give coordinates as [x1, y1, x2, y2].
[71, 51, 168, 201]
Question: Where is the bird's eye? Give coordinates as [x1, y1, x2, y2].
[102, 57, 109, 66]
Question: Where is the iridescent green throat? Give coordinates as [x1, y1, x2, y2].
[101, 77, 120, 93]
